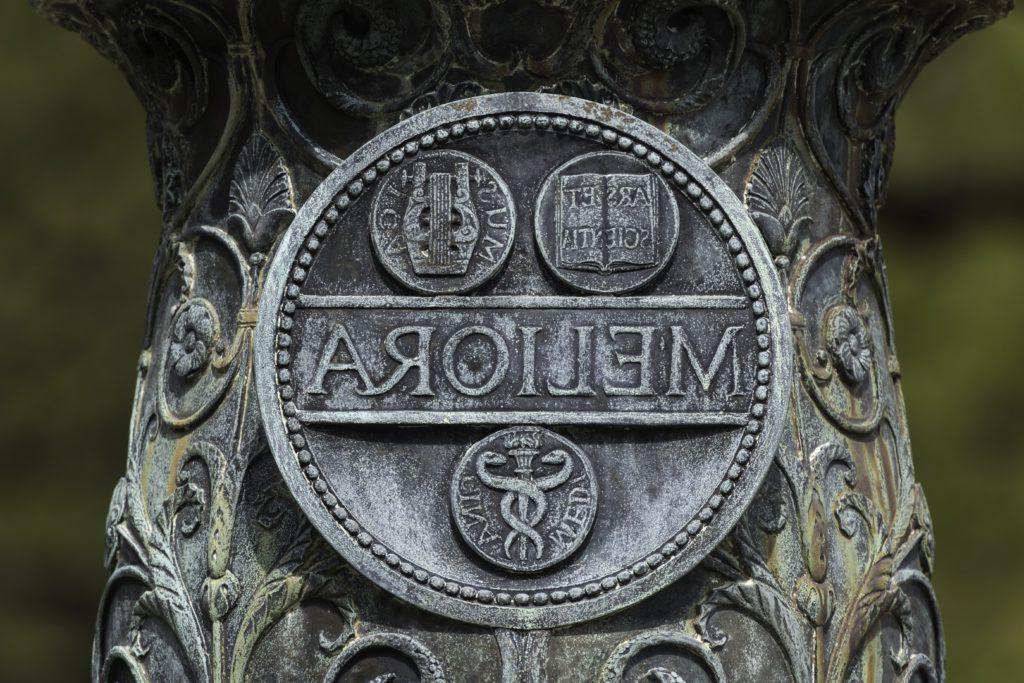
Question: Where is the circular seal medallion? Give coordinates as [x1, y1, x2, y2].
[451, 427, 597, 573]
[534, 151, 680, 294]
[370, 149, 516, 294]
[256, 93, 792, 629]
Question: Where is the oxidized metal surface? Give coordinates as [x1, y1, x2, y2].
[33, 0, 1012, 680]
[451, 426, 598, 574]
[255, 93, 791, 628]
[369, 149, 516, 294]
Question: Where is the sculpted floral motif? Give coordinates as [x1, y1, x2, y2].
[295, 0, 449, 114]
[592, 0, 746, 114]
[797, 2, 1003, 231]
[630, 0, 712, 69]
[230, 520, 358, 681]
[790, 235, 887, 434]
[697, 492, 815, 683]
[326, 1, 403, 70]
[127, 476, 210, 680]
[690, 428, 940, 683]
[825, 305, 873, 385]
[168, 299, 216, 378]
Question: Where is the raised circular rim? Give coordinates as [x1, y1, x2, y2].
[255, 92, 793, 629]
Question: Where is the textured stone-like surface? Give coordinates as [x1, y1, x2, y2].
[256, 93, 791, 629]
[33, 0, 1010, 680]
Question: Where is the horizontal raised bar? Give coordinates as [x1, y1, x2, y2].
[296, 295, 749, 310]
[297, 410, 749, 427]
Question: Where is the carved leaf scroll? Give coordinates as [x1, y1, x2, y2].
[129, 483, 210, 680]
[697, 579, 813, 683]
[826, 491, 915, 683]
[229, 521, 355, 683]
[698, 506, 814, 683]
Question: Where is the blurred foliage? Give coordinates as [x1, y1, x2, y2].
[883, 10, 1024, 678]
[0, 2, 1021, 681]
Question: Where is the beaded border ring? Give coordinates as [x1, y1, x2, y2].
[255, 93, 792, 628]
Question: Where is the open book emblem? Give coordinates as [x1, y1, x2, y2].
[557, 173, 659, 274]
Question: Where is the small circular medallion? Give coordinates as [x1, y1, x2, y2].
[370, 149, 516, 294]
[451, 427, 598, 573]
[534, 151, 679, 294]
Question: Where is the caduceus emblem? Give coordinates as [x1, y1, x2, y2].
[475, 428, 574, 562]
[452, 426, 598, 572]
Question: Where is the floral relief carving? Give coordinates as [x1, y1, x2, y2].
[683, 427, 940, 682]
[745, 140, 813, 270]
[789, 235, 888, 435]
[825, 305, 873, 386]
[593, 0, 746, 114]
[228, 133, 296, 254]
[168, 299, 217, 378]
[295, 0, 451, 115]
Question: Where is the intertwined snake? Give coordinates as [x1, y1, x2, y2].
[475, 449, 574, 562]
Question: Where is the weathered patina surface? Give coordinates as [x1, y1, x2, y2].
[33, 0, 1010, 680]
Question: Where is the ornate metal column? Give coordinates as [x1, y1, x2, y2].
[36, 1, 1009, 681]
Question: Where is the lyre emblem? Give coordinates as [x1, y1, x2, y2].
[402, 162, 480, 275]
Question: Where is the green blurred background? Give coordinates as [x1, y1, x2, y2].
[1, 3, 1021, 681]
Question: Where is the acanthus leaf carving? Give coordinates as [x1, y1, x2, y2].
[696, 488, 814, 683]
[229, 515, 356, 682]
[826, 490, 915, 683]
[128, 480, 211, 680]
[697, 579, 814, 683]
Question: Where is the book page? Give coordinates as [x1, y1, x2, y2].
[558, 173, 605, 271]
[605, 174, 658, 271]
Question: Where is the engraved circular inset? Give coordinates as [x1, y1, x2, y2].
[534, 151, 680, 294]
[451, 427, 597, 573]
[370, 149, 516, 294]
[255, 93, 793, 630]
